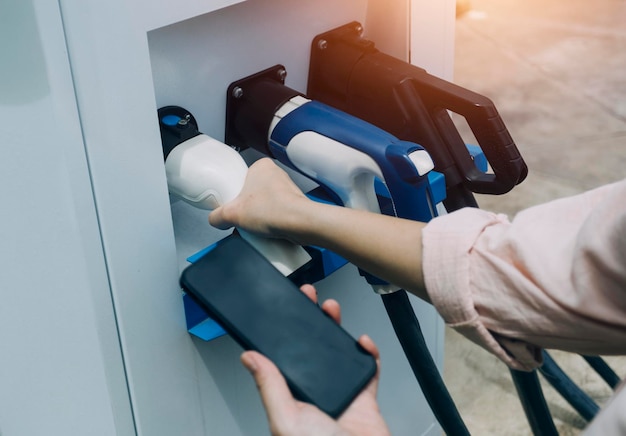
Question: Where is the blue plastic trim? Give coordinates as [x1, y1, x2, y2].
[186, 242, 219, 264]
[188, 314, 227, 340]
[182, 292, 210, 330]
[321, 249, 349, 274]
[427, 171, 446, 205]
[183, 243, 228, 341]
[466, 144, 488, 173]
[162, 114, 182, 126]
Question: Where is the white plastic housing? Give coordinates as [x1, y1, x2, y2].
[165, 134, 247, 209]
[270, 97, 384, 212]
[287, 131, 384, 212]
[165, 134, 311, 275]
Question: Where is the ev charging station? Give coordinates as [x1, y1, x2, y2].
[1, 1, 457, 435]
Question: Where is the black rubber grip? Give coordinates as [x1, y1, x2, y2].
[406, 65, 528, 194]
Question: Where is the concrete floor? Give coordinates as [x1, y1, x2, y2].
[443, 0, 626, 434]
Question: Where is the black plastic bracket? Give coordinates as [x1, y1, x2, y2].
[225, 65, 303, 154]
[158, 105, 200, 160]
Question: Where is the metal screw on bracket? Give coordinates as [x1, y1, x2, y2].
[317, 39, 328, 50]
[232, 86, 244, 99]
[277, 68, 287, 81]
[178, 114, 191, 126]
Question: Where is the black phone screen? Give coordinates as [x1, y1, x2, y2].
[180, 234, 376, 417]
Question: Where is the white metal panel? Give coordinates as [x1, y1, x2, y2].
[410, 0, 457, 80]
[364, 0, 410, 60]
[4, 0, 455, 434]
[134, 0, 247, 31]
[57, 0, 211, 433]
[0, 1, 134, 435]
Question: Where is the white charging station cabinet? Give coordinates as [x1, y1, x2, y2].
[1, 1, 455, 434]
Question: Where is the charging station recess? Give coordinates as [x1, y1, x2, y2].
[8, 1, 460, 435]
[159, 91, 483, 341]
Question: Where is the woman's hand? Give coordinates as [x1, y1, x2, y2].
[209, 158, 311, 242]
[241, 284, 391, 436]
[209, 157, 429, 300]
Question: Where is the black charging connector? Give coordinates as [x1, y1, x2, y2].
[308, 22, 528, 199]
[225, 65, 303, 154]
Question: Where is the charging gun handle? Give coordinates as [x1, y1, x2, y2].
[307, 22, 527, 196]
[404, 67, 528, 194]
[347, 51, 527, 195]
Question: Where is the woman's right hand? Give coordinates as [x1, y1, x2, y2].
[208, 158, 311, 242]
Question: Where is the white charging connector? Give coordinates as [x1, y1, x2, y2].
[165, 133, 311, 276]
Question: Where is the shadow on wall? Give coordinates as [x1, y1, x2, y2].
[0, 0, 50, 105]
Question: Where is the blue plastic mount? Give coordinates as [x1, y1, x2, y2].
[183, 234, 350, 341]
[466, 144, 489, 172]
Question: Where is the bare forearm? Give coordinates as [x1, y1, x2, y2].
[281, 199, 429, 301]
[209, 158, 429, 301]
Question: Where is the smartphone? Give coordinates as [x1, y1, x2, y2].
[180, 234, 376, 417]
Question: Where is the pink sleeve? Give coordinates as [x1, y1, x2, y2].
[422, 179, 626, 371]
